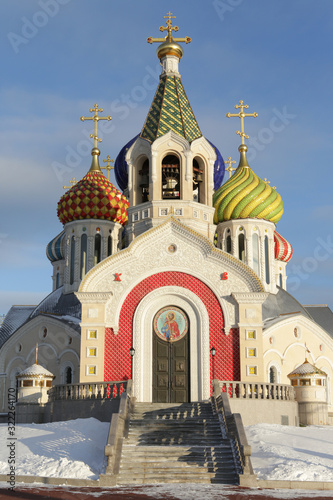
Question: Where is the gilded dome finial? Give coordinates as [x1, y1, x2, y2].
[225, 156, 236, 178]
[63, 177, 77, 190]
[147, 12, 191, 60]
[226, 100, 258, 146]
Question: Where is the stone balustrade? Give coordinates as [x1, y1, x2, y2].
[48, 380, 127, 402]
[218, 381, 295, 401]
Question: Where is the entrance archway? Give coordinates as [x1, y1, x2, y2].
[152, 306, 189, 403]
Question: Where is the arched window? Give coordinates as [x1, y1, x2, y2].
[80, 234, 87, 279]
[226, 235, 232, 254]
[162, 155, 180, 200]
[139, 158, 149, 203]
[108, 235, 112, 257]
[238, 233, 245, 262]
[192, 158, 204, 203]
[56, 272, 60, 289]
[265, 236, 270, 284]
[94, 234, 101, 265]
[252, 233, 259, 275]
[279, 273, 283, 288]
[70, 236, 75, 285]
[65, 366, 72, 384]
[269, 366, 277, 383]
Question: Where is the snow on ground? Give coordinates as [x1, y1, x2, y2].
[246, 423, 333, 482]
[1, 419, 333, 486]
[0, 418, 109, 479]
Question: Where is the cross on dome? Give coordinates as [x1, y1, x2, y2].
[63, 177, 77, 190]
[226, 100, 258, 145]
[225, 156, 236, 178]
[80, 104, 112, 148]
[102, 155, 115, 180]
[147, 12, 191, 45]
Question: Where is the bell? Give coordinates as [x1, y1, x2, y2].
[139, 174, 149, 188]
[166, 177, 177, 190]
[196, 173, 203, 182]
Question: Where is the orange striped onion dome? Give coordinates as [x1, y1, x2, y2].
[57, 149, 129, 226]
[274, 230, 293, 262]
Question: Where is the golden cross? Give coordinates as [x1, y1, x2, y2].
[263, 178, 270, 184]
[80, 104, 112, 148]
[147, 12, 191, 44]
[63, 177, 77, 190]
[102, 155, 114, 181]
[226, 100, 258, 145]
[225, 156, 236, 178]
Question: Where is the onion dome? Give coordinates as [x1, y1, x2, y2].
[213, 144, 284, 224]
[46, 230, 65, 262]
[57, 148, 129, 226]
[288, 359, 327, 377]
[114, 135, 139, 192]
[274, 231, 293, 263]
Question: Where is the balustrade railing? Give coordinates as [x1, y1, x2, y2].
[48, 381, 127, 402]
[218, 381, 295, 401]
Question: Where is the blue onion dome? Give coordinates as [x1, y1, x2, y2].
[207, 139, 225, 191]
[114, 134, 139, 191]
[46, 230, 65, 262]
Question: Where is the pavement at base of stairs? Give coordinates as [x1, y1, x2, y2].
[1, 484, 333, 500]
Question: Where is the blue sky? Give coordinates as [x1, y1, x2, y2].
[0, 0, 333, 315]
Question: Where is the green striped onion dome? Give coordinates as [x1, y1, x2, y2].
[213, 145, 284, 224]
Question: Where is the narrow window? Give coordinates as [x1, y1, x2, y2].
[193, 158, 203, 203]
[139, 158, 149, 203]
[269, 366, 276, 383]
[56, 272, 60, 289]
[94, 234, 101, 265]
[80, 234, 87, 279]
[265, 236, 270, 284]
[238, 233, 245, 262]
[226, 235, 232, 254]
[279, 273, 283, 288]
[70, 236, 75, 285]
[65, 366, 72, 384]
[108, 235, 112, 257]
[252, 233, 259, 275]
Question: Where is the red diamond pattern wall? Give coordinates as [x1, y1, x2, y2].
[104, 271, 240, 385]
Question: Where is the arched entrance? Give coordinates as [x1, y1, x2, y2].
[152, 306, 189, 403]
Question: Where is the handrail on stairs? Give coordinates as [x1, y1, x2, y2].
[103, 379, 134, 476]
[212, 379, 255, 477]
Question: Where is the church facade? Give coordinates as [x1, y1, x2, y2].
[1, 15, 332, 417]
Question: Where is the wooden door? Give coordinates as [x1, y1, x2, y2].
[152, 306, 189, 403]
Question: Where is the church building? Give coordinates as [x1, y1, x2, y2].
[0, 14, 332, 420]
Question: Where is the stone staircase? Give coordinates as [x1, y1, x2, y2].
[116, 401, 240, 485]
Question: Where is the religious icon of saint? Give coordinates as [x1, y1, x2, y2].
[161, 311, 180, 341]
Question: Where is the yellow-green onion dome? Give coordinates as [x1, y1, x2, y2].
[213, 145, 284, 224]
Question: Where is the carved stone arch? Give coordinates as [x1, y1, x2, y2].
[152, 130, 191, 154]
[132, 286, 210, 402]
[267, 359, 281, 383]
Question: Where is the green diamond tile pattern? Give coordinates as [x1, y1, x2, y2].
[141, 75, 202, 143]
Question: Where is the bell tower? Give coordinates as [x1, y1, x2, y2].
[119, 12, 225, 245]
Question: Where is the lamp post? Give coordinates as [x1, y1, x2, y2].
[210, 346, 216, 388]
[129, 346, 135, 379]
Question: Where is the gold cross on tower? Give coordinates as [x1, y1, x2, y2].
[102, 155, 114, 181]
[80, 104, 112, 148]
[63, 177, 77, 190]
[226, 100, 258, 145]
[147, 12, 191, 44]
[225, 156, 236, 178]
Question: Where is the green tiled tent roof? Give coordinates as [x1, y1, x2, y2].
[140, 75, 202, 143]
